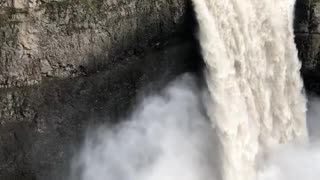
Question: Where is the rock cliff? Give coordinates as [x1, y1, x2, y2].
[0, 0, 202, 179]
[0, 0, 188, 88]
[295, 0, 320, 92]
[0, 0, 319, 179]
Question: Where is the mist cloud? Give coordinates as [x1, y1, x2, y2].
[69, 75, 218, 180]
[69, 74, 320, 180]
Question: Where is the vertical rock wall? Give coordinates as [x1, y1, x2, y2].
[0, 1, 203, 179]
[1, 0, 320, 179]
[0, 0, 187, 88]
[295, 0, 320, 92]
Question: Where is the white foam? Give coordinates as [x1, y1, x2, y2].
[193, 0, 308, 179]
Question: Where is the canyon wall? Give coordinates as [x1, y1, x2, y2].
[295, 0, 320, 92]
[0, 0, 188, 88]
[0, 0, 202, 179]
[0, 0, 319, 179]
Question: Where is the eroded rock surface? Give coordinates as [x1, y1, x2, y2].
[295, 0, 320, 93]
[0, 0, 202, 179]
[0, 40, 202, 180]
[1, 0, 320, 179]
[0, 0, 187, 88]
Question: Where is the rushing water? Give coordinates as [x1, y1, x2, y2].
[69, 1, 320, 180]
[192, 0, 308, 180]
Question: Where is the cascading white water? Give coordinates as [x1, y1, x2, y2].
[192, 0, 308, 180]
[70, 1, 320, 180]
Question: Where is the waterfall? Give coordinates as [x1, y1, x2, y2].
[192, 0, 308, 180]
[70, 1, 318, 180]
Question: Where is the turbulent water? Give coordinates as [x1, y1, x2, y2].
[69, 1, 320, 180]
[70, 76, 218, 180]
[192, 0, 308, 180]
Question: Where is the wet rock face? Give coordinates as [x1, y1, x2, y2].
[295, 0, 320, 93]
[0, 0, 187, 88]
[0, 0, 203, 179]
[1, 0, 320, 179]
[0, 41, 202, 180]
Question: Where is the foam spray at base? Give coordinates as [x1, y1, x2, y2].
[192, 0, 308, 180]
[70, 1, 320, 180]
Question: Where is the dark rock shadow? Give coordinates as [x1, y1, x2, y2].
[0, 1, 205, 180]
[294, 0, 320, 95]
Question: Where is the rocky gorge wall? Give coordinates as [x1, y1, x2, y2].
[0, 0, 319, 179]
[295, 0, 320, 92]
[0, 0, 202, 179]
[0, 0, 189, 88]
